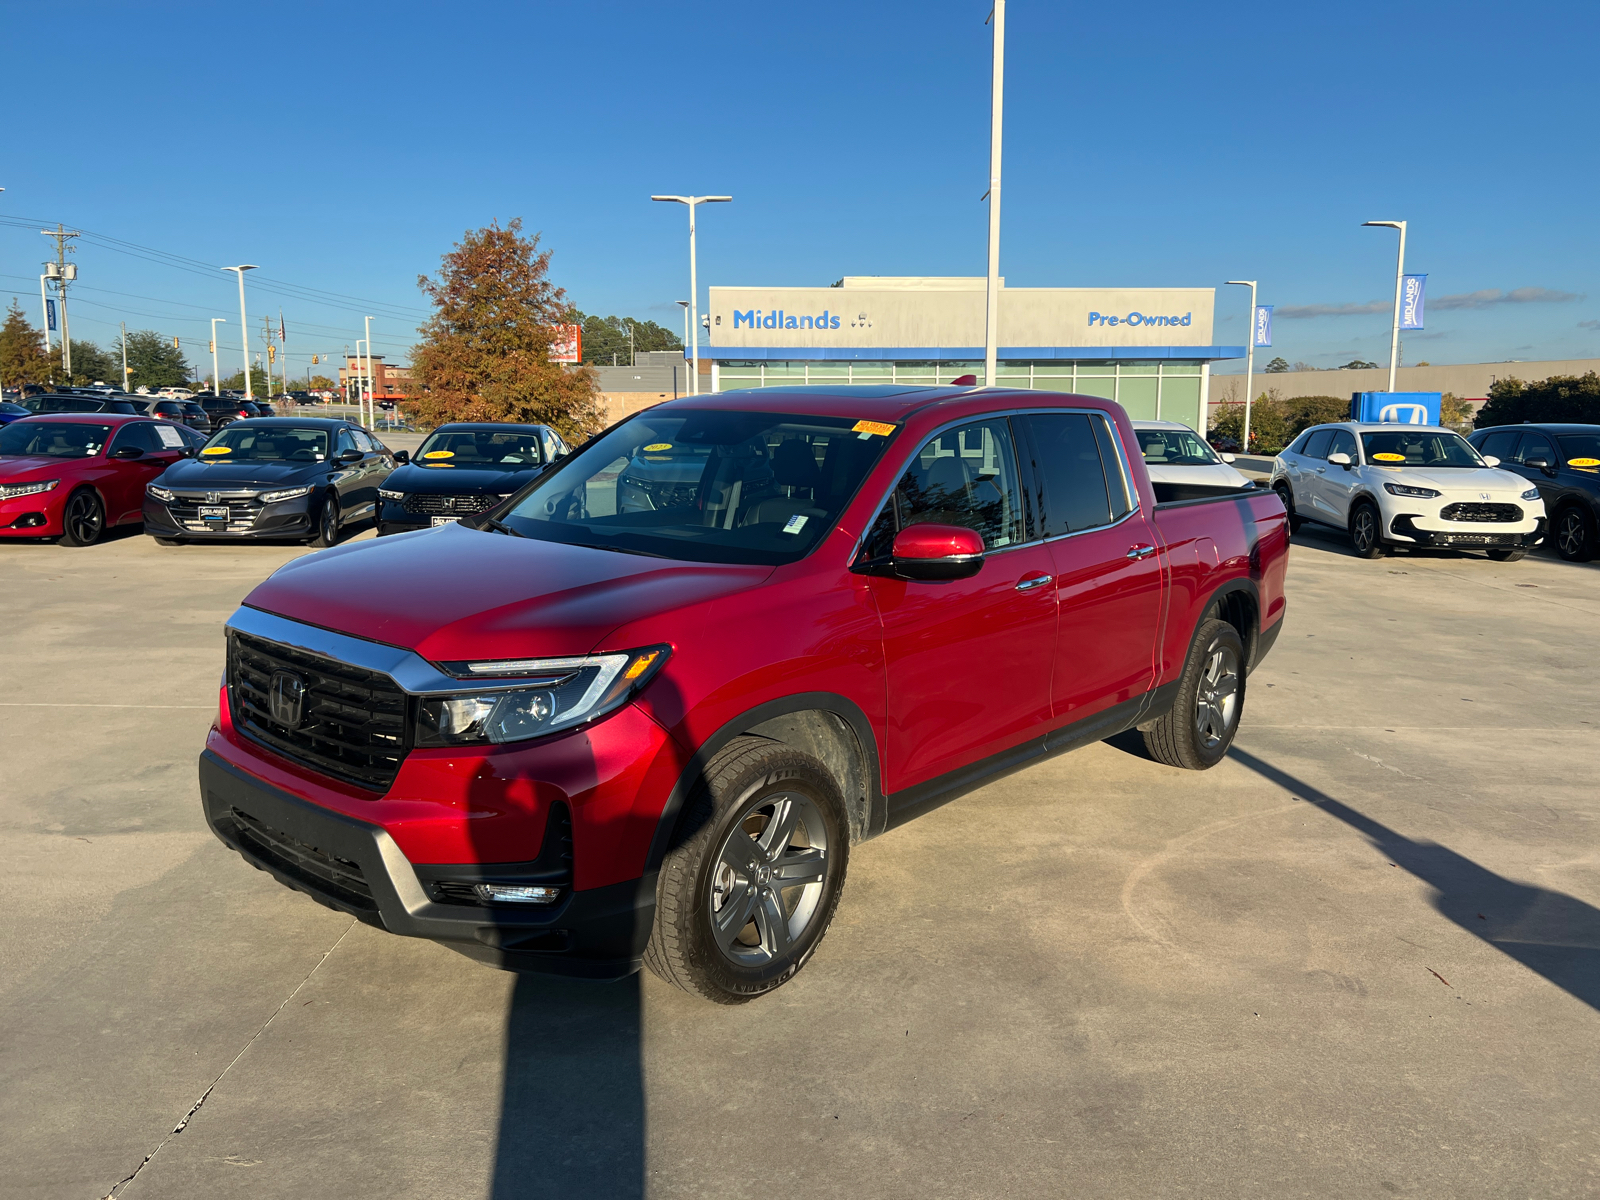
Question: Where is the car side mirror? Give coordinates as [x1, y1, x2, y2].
[181, 447, 196, 457]
[337, 448, 363, 463]
[891, 523, 985, 582]
[392, 450, 410, 464]
[1221, 453, 1237, 463]
[1481, 455, 1501, 468]
[110, 446, 144, 459]
[1326, 452, 1353, 467]
[1523, 456, 1552, 473]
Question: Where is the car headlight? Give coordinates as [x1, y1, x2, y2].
[147, 484, 176, 501]
[259, 485, 312, 503]
[378, 488, 405, 501]
[0, 479, 59, 500]
[1521, 487, 1541, 501]
[416, 646, 670, 747]
[1383, 482, 1441, 498]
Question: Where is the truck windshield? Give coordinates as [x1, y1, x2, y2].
[498, 409, 896, 564]
[1360, 430, 1483, 468]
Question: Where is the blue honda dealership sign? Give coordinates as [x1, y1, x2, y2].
[45, 299, 56, 331]
[1253, 305, 1273, 348]
[1350, 392, 1441, 425]
[1400, 274, 1427, 330]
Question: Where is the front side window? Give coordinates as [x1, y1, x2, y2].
[1360, 430, 1483, 468]
[862, 419, 1025, 559]
[501, 409, 894, 565]
[1514, 432, 1557, 465]
[1135, 426, 1221, 466]
[1328, 429, 1358, 460]
[416, 429, 545, 468]
[199, 426, 329, 462]
[1477, 429, 1519, 461]
[0, 421, 113, 458]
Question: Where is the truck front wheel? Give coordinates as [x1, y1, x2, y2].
[645, 736, 849, 1004]
[1142, 618, 1246, 770]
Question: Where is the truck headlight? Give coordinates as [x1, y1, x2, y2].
[378, 488, 405, 501]
[416, 646, 670, 746]
[1521, 487, 1540, 501]
[259, 485, 312, 503]
[1, 479, 60, 500]
[147, 484, 176, 501]
[1383, 482, 1441, 498]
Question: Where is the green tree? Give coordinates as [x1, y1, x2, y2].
[1263, 356, 1290, 373]
[67, 340, 119, 387]
[0, 302, 54, 387]
[1209, 394, 1291, 452]
[1438, 392, 1475, 432]
[114, 329, 191, 390]
[575, 312, 682, 365]
[1281, 394, 1348, 437]
[219, 367, 273, 396]
[408, 219, 603, 440]
[1475, 372, 1600, 427]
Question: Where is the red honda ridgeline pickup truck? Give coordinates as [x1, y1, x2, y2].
[200, 386, 1289, 1003]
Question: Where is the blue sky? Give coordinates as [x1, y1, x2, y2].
[3, 0, 1596, 380]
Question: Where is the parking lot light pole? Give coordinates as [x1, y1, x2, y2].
[1362, 220, 1407, 393]
[209, 318, 226, 394]
[364, 315, 374, 428]
[221, 266, 258, 399]
[984, 0, 1004, 389]
[651, 195, 732, 396]
[675, 301, 690, 396]
[1225, 280, 1258, 452]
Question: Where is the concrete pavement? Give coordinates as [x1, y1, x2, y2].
[2, 513, 1597, 1199]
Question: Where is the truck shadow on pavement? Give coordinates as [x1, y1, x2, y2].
[491, 972, 644, 1200]
[1229, 747, 1600, 1014]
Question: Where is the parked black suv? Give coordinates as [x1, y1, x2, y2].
[1470, 423, 1600, 561]
[22, 394, 143, 415]
[146, 399, 212, 431]
[198, 395, 258, 432]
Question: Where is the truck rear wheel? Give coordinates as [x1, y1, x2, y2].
[1142, 618, 1245, 770]
[644, 736, 848, 1004]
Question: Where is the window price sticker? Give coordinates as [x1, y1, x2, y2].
[155, 424, 186, 448]
[851, 420, 895, 438]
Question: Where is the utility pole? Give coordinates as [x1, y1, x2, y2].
[261, 315, 275, 399]
[41, 224, 80, 377]
[120, 321, 130, 391]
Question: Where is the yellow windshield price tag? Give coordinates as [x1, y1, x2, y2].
[643, 442, 672, 452]
[200, 446, 231, 456]
[1371, 452, 1406, 462]
[423, 450, 454, 459]
[852, 420, 896, 436]
[1568, 457, 1600, 467]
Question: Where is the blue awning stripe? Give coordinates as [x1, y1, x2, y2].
[687, 346, 1245, 362]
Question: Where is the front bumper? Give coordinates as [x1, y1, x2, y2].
[0, 490, 64, 537]
[200, 749, 655, 977]
[142, 492, 317, 539]
[1388, 513, 1546, 549]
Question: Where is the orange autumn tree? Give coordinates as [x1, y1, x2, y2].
[408, 219, 603, 441]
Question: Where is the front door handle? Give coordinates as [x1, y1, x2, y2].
[1015, 573, 1054, 591]
[1126, 544, 1157, 560]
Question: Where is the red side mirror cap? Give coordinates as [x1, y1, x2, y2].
[891, 523, 985, 581]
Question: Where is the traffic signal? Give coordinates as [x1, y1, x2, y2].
[312, 354, 319, 364]
[208, 340, 214, 353]
[172, 336, 180, 349]
[268, 345, 276, 363]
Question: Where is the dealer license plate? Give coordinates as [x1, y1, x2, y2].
[431, 516, 459, 527]
[199, 506, 228, 521]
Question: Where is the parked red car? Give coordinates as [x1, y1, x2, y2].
[1, 414, 208, 545]
[199, 386, 1290, 1002]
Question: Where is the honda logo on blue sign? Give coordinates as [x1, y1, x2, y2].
[1400, 274, 1427, 330]
[1253, 305, 1273, 348]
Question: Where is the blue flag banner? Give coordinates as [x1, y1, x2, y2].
[45, 298, 56, 331]
[1400, 274, 1427, 330]
[1253, 305, 1273, 348]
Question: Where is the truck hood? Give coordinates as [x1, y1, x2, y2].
[1374, 466, 1530, 496]
[244, 520, 774, 662]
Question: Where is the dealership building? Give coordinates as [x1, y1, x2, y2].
[697, 277, 1244, 432]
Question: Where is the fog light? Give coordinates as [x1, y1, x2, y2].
[473, 883, 561, 905]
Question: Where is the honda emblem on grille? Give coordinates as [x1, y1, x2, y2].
[1480, 492, 1491, 501]
[206, 492, 221, 504]
[268, 670, 306, 727]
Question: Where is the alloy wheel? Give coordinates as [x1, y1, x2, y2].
[708, 791, 830, 967]
[1353, 508, 1376, 553]
[65, 491, 103, 544]
[1193, 642, 1240, 750]
[1557, 509, 1586, 559]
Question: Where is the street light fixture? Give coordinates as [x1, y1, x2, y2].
[1362, 220, 1407, 393]
[651, 195, 731, 396]
[221, 265, 258, 399]
[1225, 280, 1258, 452]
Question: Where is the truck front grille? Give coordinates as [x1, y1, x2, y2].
[403, 493, 497, 515]
[229, 631, 408, 792]
[1440, 502, 1521, 523]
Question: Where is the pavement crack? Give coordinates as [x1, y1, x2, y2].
[102, 920, 356, 1199]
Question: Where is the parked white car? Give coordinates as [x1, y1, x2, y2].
[1269, 422, 1546, 560]
[1132, 421, 1253, 489]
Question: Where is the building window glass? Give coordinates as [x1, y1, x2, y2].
[1157, 375, 1201, 426]
[1117, 376, 1160, 420]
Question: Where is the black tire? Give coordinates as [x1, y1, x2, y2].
[1274, 484, 1303, 534]
[310, 493, 341, 548]
[644, 736, 849, 1004]
[1141, 618, 1246, 771]
[1553, 505, 1596, 563]
[1349, 500, 1385, 559]
[1486, 547, 1526, 562]
[58, 488, 105, 547]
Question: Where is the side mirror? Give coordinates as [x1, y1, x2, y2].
[891, 523, 985, 582]
[337, 448, 363, 463]
[1481, 455, 1501, 468]
[181, 447, 196, 457]
[1523, 456, 1552, 472]
[1221, 453, 1237, 463]
[110, 445, 144, 460]
[392, 450, 410, 464]
[1326, 452, 1353, 467]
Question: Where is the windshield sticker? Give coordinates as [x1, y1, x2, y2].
[1371, 452, 1406, 462]
[423, 449, 454, 459]
[201, 446, 231, 456]
[643, 442, 672, 452]
[781, 514, 808, 535]
[851, 420, 896, 438]
[154, 424, 185, 448]
[1568, 457, 1600, 468]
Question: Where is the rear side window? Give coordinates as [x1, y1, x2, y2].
[1302, 429, 1334, 459]
[1476, 429, 1519, 460]
[1018, 412, 1115, 536]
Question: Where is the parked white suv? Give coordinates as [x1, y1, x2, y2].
[1132, 421, 1253, 490]
[1270, 422, 1546, 560]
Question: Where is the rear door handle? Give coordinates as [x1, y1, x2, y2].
[1015, 573, 1054, 591]
[1126, 544, 1157, 560]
